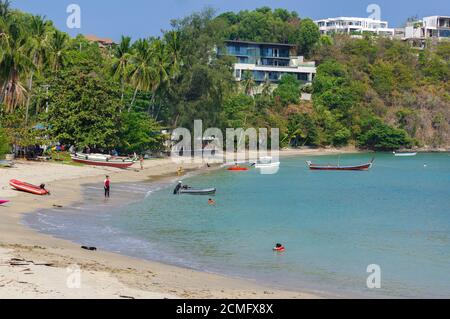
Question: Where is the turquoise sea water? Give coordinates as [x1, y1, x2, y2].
[25, 153, 450, 298]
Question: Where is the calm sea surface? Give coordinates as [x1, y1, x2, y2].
[24, 153, 450, 298]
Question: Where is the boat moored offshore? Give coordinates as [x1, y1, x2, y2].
[306, 158, 374, 171]
[393, 152, 417, 157]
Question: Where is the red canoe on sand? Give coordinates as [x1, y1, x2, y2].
[0, 200, 9, 205]
[9, 179, 50, 195]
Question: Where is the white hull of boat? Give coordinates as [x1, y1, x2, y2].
[71, 153, 136, 168]
[393, 152, 417, 157]
[254, 162, 280, 168]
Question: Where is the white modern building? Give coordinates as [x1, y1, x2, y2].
[404, 16, 450, 41]
[219, 40, 316, 85]
[314, 17, 395, 37]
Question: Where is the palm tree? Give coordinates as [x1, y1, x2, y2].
[149, 39, 170, 117]
[25, 15, 50, 123]
[0, 0, 10, 18]
[261, 78, 272, 98]
[48, 30, 68, 72]
[242, 70, 255, 96]
[111, 35, 132, 104]
[128, 38, 153, 111]
[0, 13, 33, 112]
[164, 31, 182, 78]
[128, 37, 177, 118]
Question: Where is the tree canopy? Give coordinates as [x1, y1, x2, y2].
[0, 2, 449, 154]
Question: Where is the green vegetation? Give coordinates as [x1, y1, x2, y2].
[0, 125, 9, 157]
[217, 9, 320, 57]
[1, 2, 449, 155]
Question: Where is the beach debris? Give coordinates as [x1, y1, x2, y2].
[81, 246, 97, 251]
[5, 258, 54, 267]
[119, 295, 135, 299]
[9, 261, 30, 266]
[52, 204, 63, 208]
[33, 262, 54, 267]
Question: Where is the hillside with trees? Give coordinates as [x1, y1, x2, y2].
[1, 1, 449, 157]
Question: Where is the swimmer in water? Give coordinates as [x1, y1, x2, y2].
[273, 243, 285, 252]
[208, 198, 216, 206]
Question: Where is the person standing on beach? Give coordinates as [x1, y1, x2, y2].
[140, 155, 144, 170]
[104, 176, 111, 198]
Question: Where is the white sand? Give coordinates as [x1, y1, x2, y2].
[0, 149, 356, 299]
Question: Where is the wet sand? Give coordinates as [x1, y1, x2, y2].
[0, 148, 357, 299]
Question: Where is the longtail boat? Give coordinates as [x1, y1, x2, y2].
[306, 158, 374, 171]
[71, 153, 136, 169]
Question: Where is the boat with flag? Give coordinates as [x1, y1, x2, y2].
[306, 158, 374, 171]
[71, 153, 137, 169]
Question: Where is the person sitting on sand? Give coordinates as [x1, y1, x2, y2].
[104, 176, 111, 198]
[208, 198, 216, 205]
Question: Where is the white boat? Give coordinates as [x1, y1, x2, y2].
[0, 160, 14, 168]
[254, 162, 280, 168]
[393, 152, 417, 157]
[71, 153, 136, 168]
[253, 156, 280, 169]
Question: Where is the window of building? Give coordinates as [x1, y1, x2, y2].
[268, 72, 280, 81]
[439, 18, 450, 28]
[297, 73, 308, 81]
[253, 71, 266, 81]
[238, 57, 249, 64]
[439, 29, 450, 38]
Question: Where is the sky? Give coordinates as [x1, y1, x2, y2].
[11, 0, 450, 41]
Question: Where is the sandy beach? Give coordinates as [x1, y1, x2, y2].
[0, 148, 357, 299]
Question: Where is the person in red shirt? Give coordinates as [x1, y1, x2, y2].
[104, 176, 110, 198]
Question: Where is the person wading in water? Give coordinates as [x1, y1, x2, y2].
[104, 176, 111, 199]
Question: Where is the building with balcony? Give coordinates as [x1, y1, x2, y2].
[219, 40, 316, 85]
[314, 17, 395, 37]
[404, 16, 450, 41]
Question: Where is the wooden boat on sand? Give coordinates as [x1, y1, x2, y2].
[71, 153, 136, 169]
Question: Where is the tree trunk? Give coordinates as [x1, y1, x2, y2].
[129, 87, 139, 112]
[155, 103, 163, 121]
[173, 113, 180, 127]
[147, 90, 156, 116]
[25, 71, 34, 125]
[120, 80, 124, 102]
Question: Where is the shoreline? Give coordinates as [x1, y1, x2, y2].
[0, 148, 358, 299]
